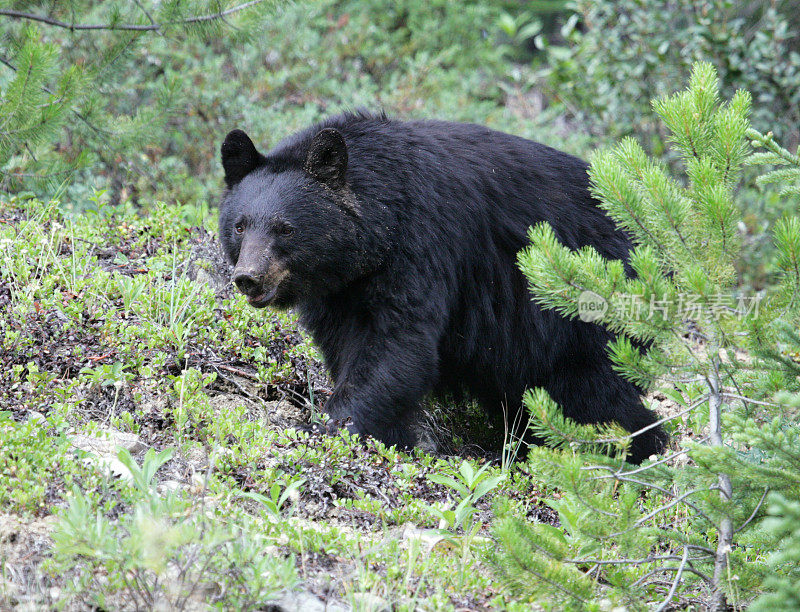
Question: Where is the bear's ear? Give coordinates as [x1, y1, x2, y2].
[305, 128, 348, 189]
[221, 129, 264, 188]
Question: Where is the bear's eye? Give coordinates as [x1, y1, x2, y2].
[275, 222, 294, 237]
[234, 222, 244, 235]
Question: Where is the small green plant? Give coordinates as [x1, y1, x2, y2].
[0, 410, 96, 513]
[427, 459, 505, 563]
[50, 448, 299, 609]
[116, 274, 148, 316]
[428, 460, 506, 518]
[116, 447, 174, 493]
[79, 362, 135, 389]
[236, 476, 305, 521]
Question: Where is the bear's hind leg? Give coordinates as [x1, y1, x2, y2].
[542, 363, 667, 464]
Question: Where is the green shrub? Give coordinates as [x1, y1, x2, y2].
[0, 408, 105, 514]
[49, 448, 300, 609]
[544, 0, 800, 152]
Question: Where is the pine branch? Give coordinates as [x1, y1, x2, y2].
[132, 0, 157, 27]
[0, 1, 267, 32]
[747, 128, 800, 166]
[734, 487, 769, 534]
[0, 53, 109, 137]
[597, 399, 702, 444]
[586, 464, 714, 525]
[584, 443, 695, 478]
[630, 563, 713, 590]
[655, 547, 690, 612]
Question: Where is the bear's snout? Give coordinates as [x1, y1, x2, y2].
[231, 259, 289, 308]
[232, 269, 263, 296]
[232, 268, 280, 308]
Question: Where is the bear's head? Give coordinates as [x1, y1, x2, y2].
[218, 127, 376, 309]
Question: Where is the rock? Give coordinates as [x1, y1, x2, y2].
[81, 455, 135, 482]
[27, 411, 46, 425]
[70, 428, 146, 455]
[266, 591, 349, 612]
[193, 267, 214, 288]
[401, 524, 455, 552]
[189, 472, 207, 495]
[186, 241, 233, 294]
[70, 427, 147, 482]
[157, 480, 184, 495]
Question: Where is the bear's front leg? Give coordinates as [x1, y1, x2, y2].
[313, 327, 440, 449]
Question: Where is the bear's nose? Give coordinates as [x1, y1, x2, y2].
[232, 270, 262, 296]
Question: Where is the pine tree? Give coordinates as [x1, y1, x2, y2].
[737, 126, 800, 610]
[0, 1, 275, 194]
[492, 63, 800, 610]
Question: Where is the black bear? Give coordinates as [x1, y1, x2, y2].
[218, 111, 667, 463]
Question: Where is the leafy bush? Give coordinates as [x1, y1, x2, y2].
[1, 0, 530, 205]
[50, 448, 300, 609]
[544, 0, 800, 152]
[2, 1, 595, 209]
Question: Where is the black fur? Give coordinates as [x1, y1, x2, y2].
[218, 111, 667, 463]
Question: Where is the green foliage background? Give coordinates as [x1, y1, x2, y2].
[2, 0, 585, 204]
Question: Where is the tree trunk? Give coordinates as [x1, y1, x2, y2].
[708, 357, 732, 611]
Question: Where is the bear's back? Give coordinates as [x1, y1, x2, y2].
[292, 114, 630, 263]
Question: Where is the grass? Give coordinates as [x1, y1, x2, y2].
[0, 193, 553, 610]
